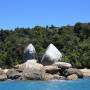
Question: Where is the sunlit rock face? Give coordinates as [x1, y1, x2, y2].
[41, 44, 62, 65]
[23, 44, 37, 62]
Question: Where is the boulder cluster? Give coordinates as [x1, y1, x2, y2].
[0, 44, 83, 81]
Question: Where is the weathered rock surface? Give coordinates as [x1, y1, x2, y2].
[43, 65, 60, 74]
[41, 44, 62, 65]
[3, 69, 9, 73]
[53, 62, 72, 68]
[52, 75, 65, 80]
[14, 62, 44, 80]
[15, 61, 43, 71]
[43, 73, 65, 80]
[43, 73, 54, 80]
[66, 74, 78, 80]
[0, 69, 7, 81]
[23, 44, 37, 62]
[63, 68, 83, 78]
[22, 68, 45, 80]
[6, 69, 21, 79]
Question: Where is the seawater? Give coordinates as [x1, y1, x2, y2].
[0, 78, 90, 90]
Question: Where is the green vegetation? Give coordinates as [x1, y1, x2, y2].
[0, 22, 90, 68]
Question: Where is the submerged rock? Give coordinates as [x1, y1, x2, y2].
[41, 44, 62, 65]
[23, 44, 37, 62]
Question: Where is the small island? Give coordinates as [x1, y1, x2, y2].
[0, 43, 90, 81]
[0, 23, 90, 81]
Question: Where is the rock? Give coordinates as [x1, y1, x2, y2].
[63, 68, 83, 78]
[6, 69, 21, 79]
[41, 44, 62, 65]
[22, 67, 45, 80]
[43, 73, 54, 80]
[23, 44, 37, 62]
[0, 69, 7, 81]
[43, 74, 65, 80]
[14, 62, 44, 80]
[43, 65, 60, 74]
[80, 69, 90, 77]
[66, 74, 78, 80]
[26, 59, 37, 63]
[53, 62, 72, 68]
[52, 75, 65, 80]
[15, 62, 43, 71]
[3, 69, 9, 73]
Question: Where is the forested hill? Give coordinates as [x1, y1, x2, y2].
[0, 22, 90, 69]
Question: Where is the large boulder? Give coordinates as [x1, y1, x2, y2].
[63, 68, 83, 78]
[15, 62, 43, 71]
[53, 62, 72, 69]
[66, 74, 78, 80]
[43, 65, 60, 74]
[41, 44, 62, 65]
[14, 62, 44, 80]
[23, 44, 37, 62]
[0, 69, 7, 81]
[22, 68, 45, 80]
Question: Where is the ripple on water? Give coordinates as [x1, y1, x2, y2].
[0, 78, 90, 90]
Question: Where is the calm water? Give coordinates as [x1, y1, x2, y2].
[0, 78, 90, 90]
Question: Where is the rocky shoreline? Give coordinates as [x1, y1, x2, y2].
[0, 61, 85, 81]
[0, 43, 89, 81]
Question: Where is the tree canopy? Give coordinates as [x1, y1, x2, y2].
[0, 22, 90, 68]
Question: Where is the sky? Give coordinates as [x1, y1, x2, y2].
[0, 0, 90, 29]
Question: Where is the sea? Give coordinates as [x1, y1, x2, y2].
[0, 77, 90, 90]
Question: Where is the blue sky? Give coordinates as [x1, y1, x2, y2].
[0, 0, 90, 29]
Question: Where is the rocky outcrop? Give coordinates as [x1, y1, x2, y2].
[66, 74, 78, 80]
[0, 44, 85, 81]
[23, 44, 37, 62]
[0, 69, 7, 81]
[63, 68, 83, 78]
[53, 62, 72, 69]
[41, 44, 62, 65]
[14, 62, 44, 80]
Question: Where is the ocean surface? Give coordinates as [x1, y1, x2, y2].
[0, 78, 90, 90]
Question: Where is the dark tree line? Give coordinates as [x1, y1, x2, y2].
[0, 22, 90, 68]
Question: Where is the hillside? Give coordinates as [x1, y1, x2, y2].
[0, 22, 90, 68]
